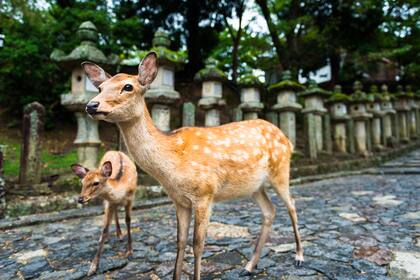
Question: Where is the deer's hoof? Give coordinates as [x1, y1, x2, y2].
[116, 232, 126, 240]
[294, 260, 304, 267]
[239, 268, 252, 277]
[125, 249, 133, 258]
[87, 263, 98, 276]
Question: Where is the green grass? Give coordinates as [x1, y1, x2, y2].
[1, 135, 78, 178]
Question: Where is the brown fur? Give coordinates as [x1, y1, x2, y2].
[82, 52, 303, 280]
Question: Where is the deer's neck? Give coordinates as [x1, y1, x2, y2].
[117, 107, 178, 183]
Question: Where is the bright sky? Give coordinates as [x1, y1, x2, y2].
[227, 0, 269, 34]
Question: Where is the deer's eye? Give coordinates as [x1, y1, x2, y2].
[93, 182, 100, 186]
[123, 84, 133, 92]
[98, 87, 102, 93]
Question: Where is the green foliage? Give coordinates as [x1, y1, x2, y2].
[0, 0, 418, 123]
[0, 2, 66, 126]
[211, 28, 271, 79]
[0, 133, 78, 177]
[0, 0, 114, 127]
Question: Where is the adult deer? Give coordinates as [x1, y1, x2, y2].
[82, 52, 304, 279]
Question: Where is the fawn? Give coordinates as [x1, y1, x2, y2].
[71, 151, 137, 276]
[82, 52, 303, 280]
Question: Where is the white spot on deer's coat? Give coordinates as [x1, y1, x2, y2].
[204, 147, 211, 154]
[191, 161, 198, 166]
[193, 145, 199, 150]
[176, 138, 184, 145]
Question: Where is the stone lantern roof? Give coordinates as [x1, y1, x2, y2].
[367, 85, 385, 117]
[268, 70, 305, 92]
[367, 85, 382, 102]
[300, 80, 330, 98]
[349, 81, 370, 104]
[151, 28, 186, 69]
[50, 21, 117, 70]
[405, 85, 415, 98]
[380, 85, 396, 115]
[415, 89, 420, 100]
[380, 85, 394, 102]
[326, 85, 350, 104]
[394, 85, 409, 99]
[194, 58, 227, 82]
[238, 74, 263, 89]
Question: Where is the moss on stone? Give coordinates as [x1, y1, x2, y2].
[327, 93, 350, 103]
[194, 58, 227, 81]
[300, 80, 330, 97]
[268, 80, 305, 92]
[238, 75, 263, 88]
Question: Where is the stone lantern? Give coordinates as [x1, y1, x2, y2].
[195, 58, 227, 127]
[405, 86, 417, 139]
[348, 81, 373, 156]
[51, 21, 117, 169]
[367, 85, 386, 151]
[300, 80, 330, 157]
[268, 70, 304, 147]
[238, 75, 264, 120]
[326, 85, 350, 153]
[393, 85, 410, 143]
[145, 28, 185, 132]
[380, 85, 396, 147]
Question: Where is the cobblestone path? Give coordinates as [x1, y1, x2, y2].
[1, 151, 420, 280]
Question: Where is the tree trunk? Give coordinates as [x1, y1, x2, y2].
[329, 49, 341, 87]
[256, 0, 284, 67]
[185, 0, 202, 78]
[231, 2, 244, 83]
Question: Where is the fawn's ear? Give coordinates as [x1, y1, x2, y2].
[101, 161, 112, 178]
[71, 164, 89, 179]
[138, 52, 158, 87]
[81, 62, 111, 88]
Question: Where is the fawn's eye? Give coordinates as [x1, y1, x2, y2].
[93, 182, 99, 186]
[98, 87, 102, 93]
[123, 84, 133, 92]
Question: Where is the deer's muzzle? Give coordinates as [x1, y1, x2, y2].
[86, 101, 99, 115]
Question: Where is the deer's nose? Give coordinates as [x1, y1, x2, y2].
[77, 196, 85, 204]
[86, 101, 99, 114]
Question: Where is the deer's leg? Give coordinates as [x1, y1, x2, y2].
[193, 198, 212, 280]
[124, 201, 133, 257]
[115, 208, 123, 240]
[173, 204, 192, 280]
[88, 204, 114, 276]
[242, 188, 276, 275]
[271, 167, 304, 266]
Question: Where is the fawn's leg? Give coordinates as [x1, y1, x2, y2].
[125, 201, 133, 256]
[271, 163, 304, 266]
[115, 208, 123, 239]
[193, 198, 212, 280]
[88, 204, 114, 276]
[242, 188, 276, 275]
[173, 204, 192, 280]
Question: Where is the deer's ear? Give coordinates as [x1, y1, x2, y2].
[101, 161, 112, 178]
[138, 52, 158, 86]
[81, 62, 111, 88]
[71, 164, 89, 179]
